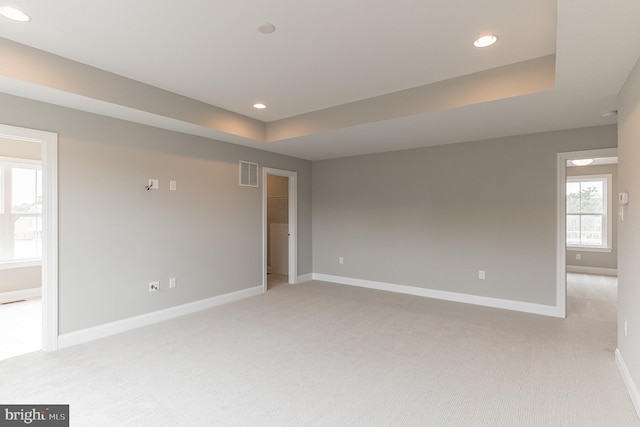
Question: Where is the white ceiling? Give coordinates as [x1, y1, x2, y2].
[0, 0, 639, 160]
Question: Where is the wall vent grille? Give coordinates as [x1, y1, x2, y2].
[239, 161, 259, 187]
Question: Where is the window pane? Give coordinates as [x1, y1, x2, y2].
[37, 169, 42, 204]
[567, 215, 580, 245]
[12, 168, 41, 214]
[580, 215, 603, 246]
[13, 215, 42, 259]
[567, 182, 581, 214]
[579, 180, 603, 214]
[0, 166, 3, 214]
[567, 176, 609, 248]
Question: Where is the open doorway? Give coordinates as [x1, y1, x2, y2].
[262, 168, 297, 291]
[0, 124, 58, 357]
[266, 174, 289, 290]
[557, 148, 618, 321]
[0, 137, 43, 360]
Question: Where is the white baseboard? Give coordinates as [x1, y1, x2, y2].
[566, 265, 617, 276]
[0, 287, 41, 304]
[616, 348, 640, 418]
[297, 273, 313, 283]
[58, 286, 263, 349]
[312, 273, 562, 318]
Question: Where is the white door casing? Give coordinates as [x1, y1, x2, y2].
[556, 147, 617, 319]
[262, 168, 297, 290]
[0, 123, 58, 351]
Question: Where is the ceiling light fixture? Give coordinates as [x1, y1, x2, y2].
[601, 110, 618, 118]
[571, 159, 594, 166]
[473, 35, 498, 48]
[0, 6, 30, 22]
[253, 103, 267, 109]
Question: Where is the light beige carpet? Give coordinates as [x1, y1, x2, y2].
[0, 297, 41, 361]
[0, 276, 637, 426]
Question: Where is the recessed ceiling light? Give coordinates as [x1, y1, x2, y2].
[473, 35, 498, 48]
[253, 103, 267, 109]
[0, 6, 30, 22]
[571, 159, 594, 166]
[257, 23, 276, 34]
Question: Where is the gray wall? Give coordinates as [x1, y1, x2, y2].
[0, 92, 312, 334]
[313, 126, 616, 306]
[618, 55, 640, 402]
[0, 138, 41, 160]
[566, 163, 618, 271]
[0, 138, 42, 292]
[0, 266, 41, 294]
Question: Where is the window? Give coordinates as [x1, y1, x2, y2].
[0, 157, 42, 263]
[566, 174, 612, 250]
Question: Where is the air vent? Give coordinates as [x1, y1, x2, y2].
[239, 161, 259, 187]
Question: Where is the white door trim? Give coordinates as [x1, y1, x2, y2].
[262, 168, 298, 290]
[0, 123, 58, 351]
[556, 147, 617, 319]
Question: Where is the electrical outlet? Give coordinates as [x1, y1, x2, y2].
[148, 178, 159, 190]
[478, 270, 486, 280]
[170, 180, 176, 191]
[169, 277, 176, 289]
[149, 281, 160, 292]
[339, 257, 344, 265]
[576, 253, 581, 261]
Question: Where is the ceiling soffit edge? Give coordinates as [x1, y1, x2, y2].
[266, 55, 556, 142]
[0, 37, 265, 142]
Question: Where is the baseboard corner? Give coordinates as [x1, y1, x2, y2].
[296, 273, 313, 283]
[58, 285, 262, 350]
[0, 287, 41, 304]
[566, 265, 618, 276]
[615, 348, 640, 418]
[312, 273, 560, 318]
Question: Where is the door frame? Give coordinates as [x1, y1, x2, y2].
[262, 167, 298, 290]
[556, 147, 617, 318]
[0, 123, 58, 351]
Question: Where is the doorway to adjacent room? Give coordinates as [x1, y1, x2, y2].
[557, 147, 618, 320]
[262, 168, 297, 291]
[0, 124, 58, 358]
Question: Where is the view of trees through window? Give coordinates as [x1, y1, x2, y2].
[567, 178, 605, 247]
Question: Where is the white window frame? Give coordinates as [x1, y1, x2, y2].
[566, 174, 612, 252]
[0, 155, 43, 268]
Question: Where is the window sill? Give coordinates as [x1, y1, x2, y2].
[0, 259, 42, 270]
[567, 247, 613, 253]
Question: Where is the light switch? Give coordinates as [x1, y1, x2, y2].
[170, 180, 176, 191]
